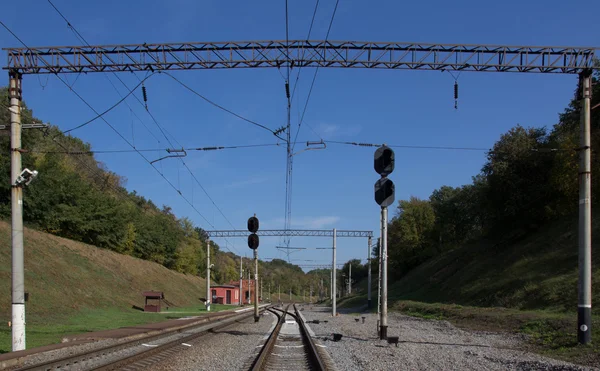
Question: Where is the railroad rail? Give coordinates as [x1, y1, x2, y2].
[16, 306, 269, 371]
[250, 304, 328, 371]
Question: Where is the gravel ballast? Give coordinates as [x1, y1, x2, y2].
[6, 338, 123, 369]
[301, 306, 599, 371]
[148, 310, 278, 371]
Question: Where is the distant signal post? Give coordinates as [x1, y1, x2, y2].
[248, 215, 260, 322]
[374, 144, 395, 340]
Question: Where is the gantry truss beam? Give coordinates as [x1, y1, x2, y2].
[4, 40, 597, 75]
[207, 229, 373, 238]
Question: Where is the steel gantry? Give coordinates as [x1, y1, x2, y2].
[3, 40, 596, 74]
[3, 39, 598, 350]
[206, 229, 373, 238]
[207, 228, 373, 318]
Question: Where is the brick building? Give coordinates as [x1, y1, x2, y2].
[210, 285, 238, 305]
[227, 278, 258, 305]
[210, 279, 259, 305]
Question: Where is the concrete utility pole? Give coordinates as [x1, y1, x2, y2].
[320, 278, 323, 301]
[348, 263, 352, 295]
[248, 270, 251, 304]
[330, 269, 333, 300]
[278, 284, 281, 301]
[332, 228, 337, 316]
[239, 257, 243, 306]
[578, 70, 593, 345]
[254, 249, 259, 322]
[290, 288, 292, 301]
[260, 277, 263, 303]
[268, 282, 271, 301]
[367, 236, 372, 309]
[310, 285, 312, 303]
[319, 278, 322, 300]
[206, 239, 211, 312]
[9, 72, 25, 351]
[380, 207, 389, 340]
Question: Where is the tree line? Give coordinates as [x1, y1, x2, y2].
[379, 71, 600, 278]
[3, 70, 597, 297]
[0, 87, 321, 295]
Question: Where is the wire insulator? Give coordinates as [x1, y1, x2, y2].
[454, 81, 458, 110]
[142, 85, 148, 102]
[285, 83, 290, 99]
[454, 81, 458, 100]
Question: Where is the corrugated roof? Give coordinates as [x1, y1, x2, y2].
[142, 291, 164, 298]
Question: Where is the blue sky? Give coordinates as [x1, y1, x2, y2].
[1, 0, 599, 271]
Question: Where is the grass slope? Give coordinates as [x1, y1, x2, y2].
[338, 216, 600, 366]
[0, 221, 211, 352]
[390, 216, 600, 311]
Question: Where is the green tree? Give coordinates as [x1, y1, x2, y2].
[387, 196, 436, 277]
[120, 222, 136, 255]
[482, 125, 556, 235]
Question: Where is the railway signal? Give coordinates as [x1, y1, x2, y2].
[374, 145, 395, 177]
[248, 215, 260, 322]
[374, 144, 395, 340]
[248, 215, 259, 250]
[248, 234, 259, 250]
[374, 178, 395, 207]
[248, 216, 259, 233]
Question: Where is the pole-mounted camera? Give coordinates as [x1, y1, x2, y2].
[14, 168, 38, 187]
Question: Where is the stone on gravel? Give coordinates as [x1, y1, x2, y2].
[148, 311, 278, 371]
[301, 307, 599, 371]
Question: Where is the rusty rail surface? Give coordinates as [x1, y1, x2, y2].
[294, 304, 327, 371]
[249, 305, 286, 370]
[250, 304, 327, 371]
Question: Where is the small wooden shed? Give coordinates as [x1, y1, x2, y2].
[142, 291, 164, 312]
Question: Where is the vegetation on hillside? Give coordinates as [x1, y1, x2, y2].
[2, 69, 598, 312]
[381, 71, 600, 287]
[0, 87, 325, 295]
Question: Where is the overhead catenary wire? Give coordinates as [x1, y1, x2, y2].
[285, 0, 291, 83]
[282, 0, 295, 254]
[282, 0, 330, 257]
[60, 74, 154, 135]
[163, 72, 286, 141]
[0, 102, 578, 155]
[326, 140, 489, 151]
[0, 108, 162, 214]
[48, 0, 165, 144]
[1, 20, 241, 255]
[29, 143, 283, 155]
[290, 0, 320, 101]
[44, 3, 249, 251]
[292, 0, 340, 150]
[324, 140, 578, 153]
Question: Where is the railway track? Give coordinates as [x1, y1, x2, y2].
[15, 306, 269, 371]
[249, 304, 329, 371]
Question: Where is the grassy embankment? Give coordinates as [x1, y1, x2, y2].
[0, 221, 240, 353]
[337, 217, 600, 367]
